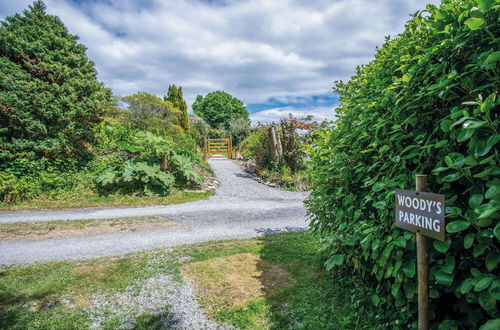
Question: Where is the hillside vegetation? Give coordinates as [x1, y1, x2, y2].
[0, 2, 206, 208]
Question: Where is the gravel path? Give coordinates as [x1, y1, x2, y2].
[0, 160, 308, 265]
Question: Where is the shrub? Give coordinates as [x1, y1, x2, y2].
[240, 126, 273, 170]
[95, 130, 202, 195]
[306, 1, 499, 328]
[95, 159, 175, 196]
[121, 92, 183, 134]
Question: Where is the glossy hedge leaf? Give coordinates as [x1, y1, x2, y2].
[474, 277, 494, 292]
[474, 140, 491, 158]
[485, 253, 499, 272]
[478, 291, 496, 311]
[457, 129, 474, 142]
[445, 153, 465, 168]
[464, 17, 485, 30]
[479, 318, 500, 330]
[459, 278, 476, 294]
[494, 222, 500, 239]
[446, 221, 470, 233]
[464, 233, 475, 249]
[469, 194, 484, 209]
[441, 256, 455, 274]
[440, 119, 452, 132]
[402, 261, 416, 278]
[489, 279, 500, 300]
[325, 254, 344, 271]
[473, 243, 489, 257]
[435, 270, 454, 286]
[434, 239, 450, 253]
[485, 183, 499, 199]
[477, 204, 499, 219]
[441, 172, 463, 182]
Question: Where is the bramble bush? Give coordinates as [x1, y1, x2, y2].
[306, 0, 499, 328]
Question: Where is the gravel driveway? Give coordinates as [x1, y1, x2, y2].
[0, 160, 308, 265]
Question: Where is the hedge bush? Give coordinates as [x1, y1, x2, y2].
[306, 0, 499, 328]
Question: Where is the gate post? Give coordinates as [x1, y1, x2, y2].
[203, 135, 207, 160]
[228, 136, 233, 159]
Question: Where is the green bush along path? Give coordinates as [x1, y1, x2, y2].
[306, 1, 499, 328]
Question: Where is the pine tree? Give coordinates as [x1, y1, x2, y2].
[0, 1, 111, 162]
[165, 84, 189, 130]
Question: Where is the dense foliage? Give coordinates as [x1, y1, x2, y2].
[240, 115, 319, 191]
[0, 1, 111, 162]
[307, 0, 499, 328]
[95, 131, 201, 196]
[192, 91, 249, 129]
[165, 84, 189, 130]
[121, 92, 183, 134]
[0, 3, 207, 205]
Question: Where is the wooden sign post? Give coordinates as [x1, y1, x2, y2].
[416, 175, 429, 330]
[395, 175, 445, 330]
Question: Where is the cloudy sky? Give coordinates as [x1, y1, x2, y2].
[0, 0, 439, 123]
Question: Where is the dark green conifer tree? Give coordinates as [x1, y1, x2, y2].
[164, 84, 189, 130]
[0, 1, 111, 162]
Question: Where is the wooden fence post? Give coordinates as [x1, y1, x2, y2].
[416, 174, 429, 330]
[268, 125, 279, 163]
[203, 135, 207, 160]
[161, 153, 169, 171]
[228, 136, 233, 159]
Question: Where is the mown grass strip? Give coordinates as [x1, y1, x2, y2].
[0, 216, 180, 241]
[0, 191, 211, 211]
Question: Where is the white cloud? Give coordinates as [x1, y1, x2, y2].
[0, 0, 440, 116]
[250, 105, 337, 124]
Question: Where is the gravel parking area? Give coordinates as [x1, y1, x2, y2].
[0, 160, 308, 265]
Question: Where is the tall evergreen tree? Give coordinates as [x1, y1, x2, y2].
[0, 1, 111, 162]
[164, 84, 189, 130]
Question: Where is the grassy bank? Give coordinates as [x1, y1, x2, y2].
[0, 216, 180, 241]
[0, 191, 211, 211]
[0, 231, 387, 329]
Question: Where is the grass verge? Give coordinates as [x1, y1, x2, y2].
[0, 231, 388, 329]
[0, 216, 180, 241]
[0, 191, 211, 211]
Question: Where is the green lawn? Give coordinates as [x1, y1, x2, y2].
[0, 191, 211, 211]
[0, 231, 388, 329]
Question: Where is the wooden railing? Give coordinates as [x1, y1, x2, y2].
[203, 136, 232, 159]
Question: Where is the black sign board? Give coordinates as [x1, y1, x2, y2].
[395, 189, 445, 241]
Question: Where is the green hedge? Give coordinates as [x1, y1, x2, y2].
[306, 0, 499, 328]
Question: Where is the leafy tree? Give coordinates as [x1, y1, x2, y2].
[307, 0, 499, 328]
[192, 91, 249, 129]
[0, 1, 111, 162]
[121, 92, 183, 134]
[165, 84, 189, 130]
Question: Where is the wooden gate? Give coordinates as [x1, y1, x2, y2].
[203, 136, 232, 159]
